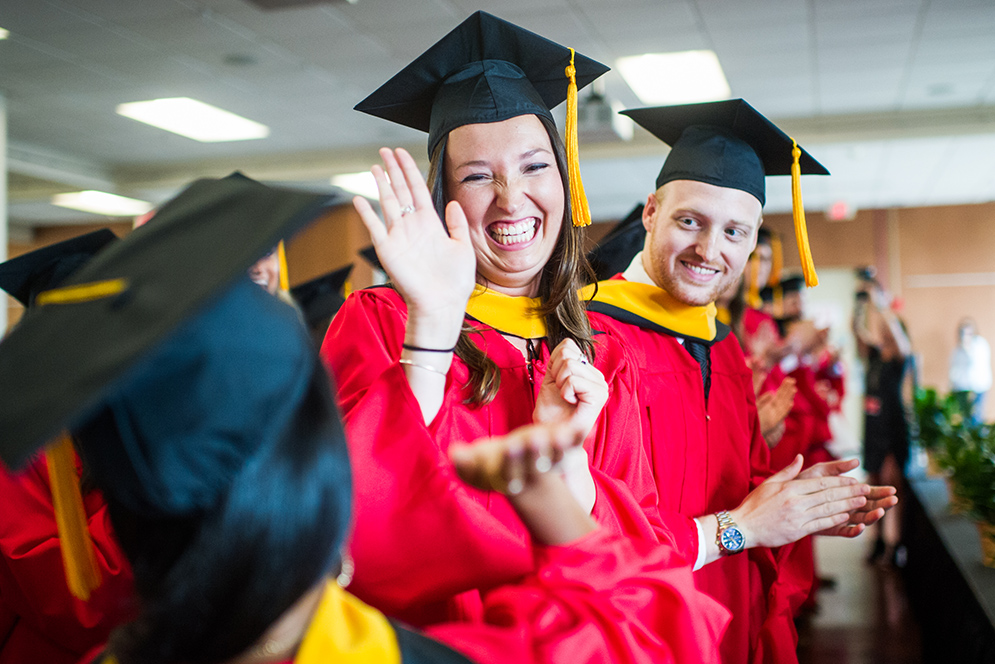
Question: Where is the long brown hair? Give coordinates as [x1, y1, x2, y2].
[426, 115, 595, 405]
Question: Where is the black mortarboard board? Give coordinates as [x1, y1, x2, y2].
[358, 245, 383, 273]
[778, 275, 806, 294]
[0, 229, 117, 307]
[355, 11, 608, 157]
[621, 99, 828, 205]
[586, 203, 646, 282]
[290, 264, 353, 328]
[622, 99, 828, 287]
[0, 174, 344, 470]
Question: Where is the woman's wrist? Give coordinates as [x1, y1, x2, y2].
[404, 306, 465, 350]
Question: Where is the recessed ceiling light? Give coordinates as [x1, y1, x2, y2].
[617, 50, 731, 105]
[116, 97, 270, 142]
[51, 191, 154, 217]
[331, 172, 379, 200]
[0, 27, 9, 40]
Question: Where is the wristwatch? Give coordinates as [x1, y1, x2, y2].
[715, 511, 746, 555]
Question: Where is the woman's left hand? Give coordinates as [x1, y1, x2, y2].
[533, 339, 609, 440]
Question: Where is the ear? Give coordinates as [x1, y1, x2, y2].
[642, 192, 659, 233]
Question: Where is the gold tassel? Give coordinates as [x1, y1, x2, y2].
[564, 49, 591, 228]
[790, 138, 818, 287]
[277, 240, 290, 292]
[47, 433, 101, 601]
[343, 279, 353, 298]
[773, 285, 784, 319]
[746, 254, 761, 309]
[768, 232, 783, 287]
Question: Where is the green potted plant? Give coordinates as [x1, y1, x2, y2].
[945, 423, 995, 567]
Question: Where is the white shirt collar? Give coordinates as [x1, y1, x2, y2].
[622, 251, 656, 286]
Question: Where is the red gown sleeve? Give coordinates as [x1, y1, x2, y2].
[426, 528, 730, 664]
[740, 369, 814, 664]
[341, 362, 534, 623]
[0, 455, 133, 663]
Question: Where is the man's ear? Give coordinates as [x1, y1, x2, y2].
[642, 191, 659, 233]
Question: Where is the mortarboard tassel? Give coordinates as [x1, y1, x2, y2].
[773, 285, 784, 319]
[47, 433, 102, 601]
[790, 138, 818, 287]
[277, 240, 290, 292]
[564, 49, 592, 228]
[746, 254, 761, 309]
[768, 232, 783, 287]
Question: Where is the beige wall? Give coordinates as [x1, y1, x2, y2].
[764, 202, 995, 420]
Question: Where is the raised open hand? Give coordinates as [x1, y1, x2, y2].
[353, 148, 477, 345]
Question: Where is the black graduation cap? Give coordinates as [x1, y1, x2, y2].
[622, 99, 828, 287]
[358, 245, 383, 273]
[355, 10, 608, 156]
[586, 203, 646, 282]
[0, 174, 344, 470]
[290, 264, 353, 328]
[777, 275, 806, 294]
[0, 229, 117, 307]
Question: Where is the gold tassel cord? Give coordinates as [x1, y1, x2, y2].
[47, 434, 102, 600]
[36, 279, 128, 306]
[768, 232, 783, 287]
[790, 138, 818, 288]
[746, 254, 761, 309]
[564, 49, 592, 228]
[773, 285, 784, 319]
[277, 240, 290, 292]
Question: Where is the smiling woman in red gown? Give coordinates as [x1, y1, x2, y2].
[321, 11, 694, 629]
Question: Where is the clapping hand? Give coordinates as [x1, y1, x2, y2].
[533, 339, 609, 439]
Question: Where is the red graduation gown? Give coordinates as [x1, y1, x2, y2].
[86, 530, 728, 664]
[320, 288, 689, 628]
[0, 454, 133, 664]
[424, 529, 729, 664]
[593, 280, 813, 664]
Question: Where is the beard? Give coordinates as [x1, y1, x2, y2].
[648, 249, 736, 306]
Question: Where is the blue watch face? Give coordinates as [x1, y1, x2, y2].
[720, 527, 745, 552]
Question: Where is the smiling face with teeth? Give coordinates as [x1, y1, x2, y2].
[641, 179, 763, 307]
[248, 248, 281, 295]
[444, 115, 565, 298]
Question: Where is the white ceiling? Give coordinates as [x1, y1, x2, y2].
[3, 0, 995, 227]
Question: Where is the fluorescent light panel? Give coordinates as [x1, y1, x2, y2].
[116, 97, 269, 142]
[331, 172, 379, 200]
[52, 191, 154, 217]
[0, 27, 9, 39]
[617, 50, 731, 105]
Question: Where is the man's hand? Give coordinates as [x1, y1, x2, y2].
[729, 455, 872, 549]
[757, 376, 796, 441]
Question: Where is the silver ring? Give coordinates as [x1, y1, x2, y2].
[579, 357, 589, 365]
[400, 205, 415, 216]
